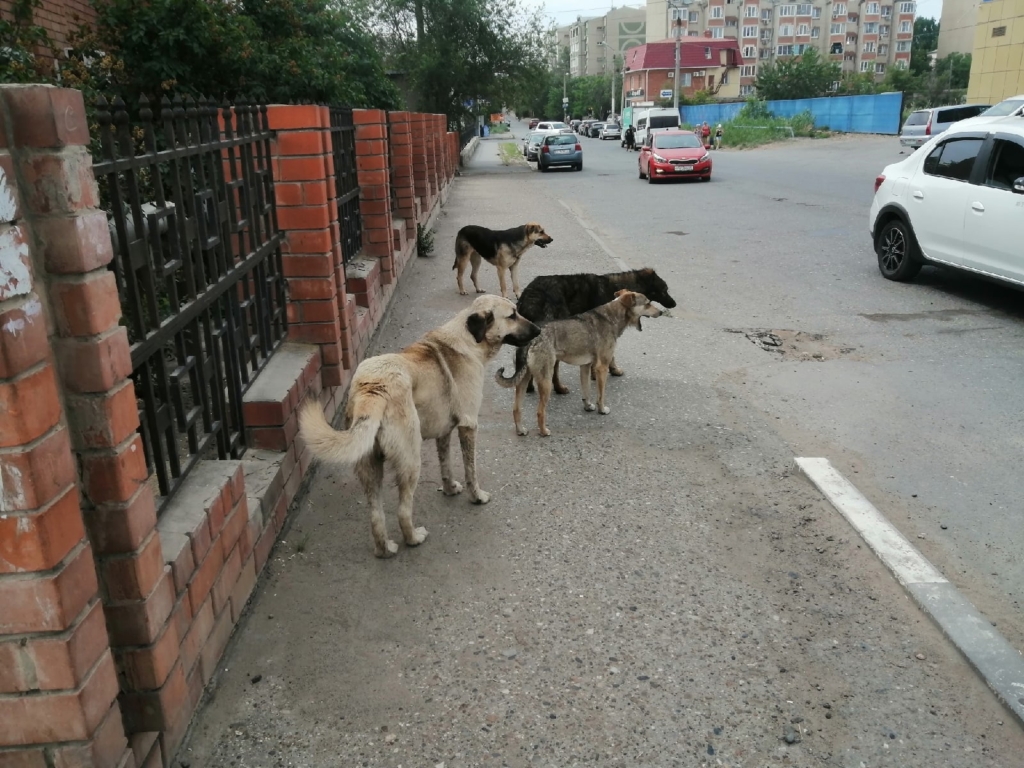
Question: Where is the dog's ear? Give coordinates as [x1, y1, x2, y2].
[617, 291, 636, 309]
[614, 289, 629, 298]
[640, 267, 654, 276]
[466, 310, 493, 343]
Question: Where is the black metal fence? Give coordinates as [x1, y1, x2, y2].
[329, 107, 361, 264]
[93, 95, 288, 511]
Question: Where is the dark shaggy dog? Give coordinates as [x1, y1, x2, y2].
[515, 268, 677, 393]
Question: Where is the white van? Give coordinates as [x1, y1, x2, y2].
[633, 108, 681, 147]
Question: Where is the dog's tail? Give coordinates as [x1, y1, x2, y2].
[298, 398, 383, 465]
[494, 358, 530, 389]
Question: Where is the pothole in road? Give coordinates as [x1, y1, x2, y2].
[726, 328, 857, 362]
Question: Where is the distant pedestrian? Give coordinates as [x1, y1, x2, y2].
[625, 125, 636, 150]
[701, 122, 711, 148]
[714, 123, 723, 150]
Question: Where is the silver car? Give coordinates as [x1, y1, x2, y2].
[899, 104, 990, 149]
[599, 123, 621, 140]
[524, 132, 545, 162]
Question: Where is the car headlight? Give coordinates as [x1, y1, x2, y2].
[699, 153, 710, 163]
[653, 153, 668, 163]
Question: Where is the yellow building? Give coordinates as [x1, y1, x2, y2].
[966, 0, 1024, 104]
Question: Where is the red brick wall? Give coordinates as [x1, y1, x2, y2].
[0, 0, 96, 58]
[0, 89, 457, 767]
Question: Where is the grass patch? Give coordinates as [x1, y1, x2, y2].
[489, 122, 510, 134]
[498, 141, 521, 165]
[693, 103, 832, 149]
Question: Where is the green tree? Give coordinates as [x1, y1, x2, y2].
[910, 17, 939, 76]
[754, 48, 841, 100]
[933, 52, 971, 90]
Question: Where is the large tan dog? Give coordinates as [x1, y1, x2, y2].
[495, 291, 662, 436]
[453, 223, 554, 299]
[299, 295, 540, 557]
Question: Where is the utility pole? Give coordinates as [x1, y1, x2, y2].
[668, 0, 694, 111]
[610, 54, 617, 119]
[563, 72, 570, 121]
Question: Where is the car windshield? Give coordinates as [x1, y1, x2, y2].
[528, 135, 544, 145]
[549, 122, 567, 129]
[545, 135, 576, 145]
[981, 98, 1024, 117]
[650, 115, 680, 129]
[655, 134, 703, 149]
[903, 111, 930, 126]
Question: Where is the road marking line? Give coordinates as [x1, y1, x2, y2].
[797, 456, 1024, 727]
[557, 199, 631, 271]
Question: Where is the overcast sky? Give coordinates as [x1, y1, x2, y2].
[536, 0, 943, 28]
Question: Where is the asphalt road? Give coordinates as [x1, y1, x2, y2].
[180, 126, 1024, 767]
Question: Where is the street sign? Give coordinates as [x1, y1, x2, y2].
[660, 89, 673, 98]
[562, 97, 569, 104]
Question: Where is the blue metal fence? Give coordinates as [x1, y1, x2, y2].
[681, 92, 904, 135]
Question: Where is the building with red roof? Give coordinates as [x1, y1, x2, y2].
[621, 39, 743, 108]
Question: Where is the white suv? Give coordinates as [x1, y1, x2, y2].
[869, 118, 1024, 284]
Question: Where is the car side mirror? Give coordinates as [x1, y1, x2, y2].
[1014, 177, 1024, 194]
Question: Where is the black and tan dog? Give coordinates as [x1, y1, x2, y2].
[299, 295, 540, 558]
[453, 223, 554, 299]
[515, 268, 676, 393]
[496, 291, 663, 436]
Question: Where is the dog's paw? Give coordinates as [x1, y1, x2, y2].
[554, 385, 570, 395]
[516, 425, 528, 436]
[476, 288, 486, 294]
[599, 406, 611, 415]
[471, 489, 491, 504]
[540, 427, 551, 437]
[375, 539, 400, 558]
[406, 527, 429, 546]
[609, 367, 624, 376]
[583, 402, 596, 412]
[441, 480, 463, 496]
[459, 290, 469, 296]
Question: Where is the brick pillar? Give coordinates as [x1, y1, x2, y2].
[425, 115, 439, 202]
[353, 109, 393, 280]
[0, 85, 132, 768]
[387, 111, 416, 274]
[410, 114, 430, 223]
[266, 104, 351, 388]
[448, 132, 458, 180]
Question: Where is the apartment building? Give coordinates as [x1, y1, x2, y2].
[646, 0, 915, 97]
[622, 39, 743, 105]
[966, 0, 1024, 104]
[552, 6, 647, 77]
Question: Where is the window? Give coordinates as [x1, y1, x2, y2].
[779, 5, 796, 15]
[712, 26, 725, 38]
[721, 72, 728, 84]
[743, 25, 758, 37]
[760, 47, 771, 58]
[797, 23, 810, 35]
[740, 84, 756, 95]
[779, 24, 794, 35]
[848, 14, 859, 23]
[811, 26, 820, 37]
[705, 46, 713, 58]
[745, 4, 759, 17]
[875, 62, 886, 73]
[985, 140, 1024, 190]
[899, 20, 911, 32]
[863, 41, 875, 52]
[898, 1, 915, 12]
[797, 4, 812, 15]
[670, 7, 685, 19]
[896, 58, 907, 68]
[742, 64, 757, 76]
[795, 43, 809, 53]
[866, 2, 880, 13]
[863, 22, 878, 33]
[923, 138, 983, 182]
[711, 5, 723, 17]
[830, 42, 844, 53]
[880, 24, 890, 37]
[812, 7, 822, 18]
[860, 61, 872, 71]
[831, 22, 846, 34]
[681, 72, 692, 86]
[777, 44, 794, 55]
[688, 29, 699, 35]
[761, 28, 773, 39]
[726, 18, 739, 26]
[743, 45, 757, 56]
[761, 8, 773, 19]
[847, 35, 857, 44]
[833, 3, 846, 15]
[896, 40, 910, 51]
[689, 10, 699, 21]
[881, 6, 892, 16]
[878, 43, 888, 54]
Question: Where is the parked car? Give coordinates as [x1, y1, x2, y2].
[956, 94, 1024, 129]
[537, 133, 583, 172]
[536, 121, 570, 133]
[578, 120, 595, 135]
[524, 132, 545, 162]
[599, 123, 621, 140]
[633, 107, 681, 147]
[899, 104, 990, 149]
[528, 118, 539, 130]
[587, 123, 605, 138]
[638, 131, 711, 183]
[870, 118, 1024, 285]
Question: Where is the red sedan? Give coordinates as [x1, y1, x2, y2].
[638, 131, 712, 183]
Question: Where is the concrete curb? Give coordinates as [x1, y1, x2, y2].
[796, 457, 1024, 728]
[460, 136, 480, 166]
